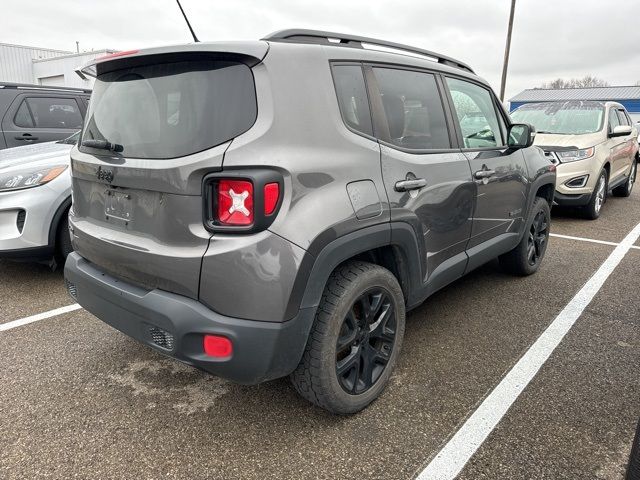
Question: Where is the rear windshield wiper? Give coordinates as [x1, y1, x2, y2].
[81, 139, 124, 153]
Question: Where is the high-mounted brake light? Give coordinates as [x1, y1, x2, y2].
[96, 49, 139, 61]
[264, 182, 280, 215]
[216, 179, 254, 226]
[203, 335, 233, 358]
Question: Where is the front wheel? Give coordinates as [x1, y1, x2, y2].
[583, 170, 607, 220]
[499, 197, 551, 276]
[290, 261, 405, 414]
[613, 161, 636, 198]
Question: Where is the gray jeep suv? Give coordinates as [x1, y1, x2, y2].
[64, 30, 556, 414]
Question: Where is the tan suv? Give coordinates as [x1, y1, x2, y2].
[511, 101, 638, 219]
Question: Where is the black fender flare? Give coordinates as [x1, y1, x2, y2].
[523, 171, 555, 225]
[294, 222, 424, 312]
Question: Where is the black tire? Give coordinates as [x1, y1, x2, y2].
[290, 261, 405, 414]
[627, 418, 640, 480]
[583, 170, 608, 220]
[499, 197, 550, 276]
[56, 213, 73, 260]
[613, 161, 636, 198]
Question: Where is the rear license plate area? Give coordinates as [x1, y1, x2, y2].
[105, 190, 133, 222]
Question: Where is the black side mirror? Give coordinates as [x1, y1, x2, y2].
[508, 123, 535, 148]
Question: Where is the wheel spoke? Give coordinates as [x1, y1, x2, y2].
[336, 348, 359, 377]
[337, 311, 358, 351]
[359, 346, 375, 388]
[368, 292, 384, 320]
[335, 287, 397, 395]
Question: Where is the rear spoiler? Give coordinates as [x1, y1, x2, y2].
[79, 41, 269, 78]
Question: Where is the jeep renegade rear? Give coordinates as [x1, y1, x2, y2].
[65, 30, 556, 414]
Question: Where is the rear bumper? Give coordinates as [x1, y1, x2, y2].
[64, 252, 316, 385]
[553, 191, 592, 207]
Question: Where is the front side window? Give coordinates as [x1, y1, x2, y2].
[372, 67, 451, 150]
[616, 109, 629, 126]
[608, 108, 621, 132]
[81, 60, 257, 159]
[332, 65, 373, 137]
[446, 78, 503, 148]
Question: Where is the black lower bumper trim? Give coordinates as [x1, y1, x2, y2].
[553, 191, 591, 207]
[64, 252, 316, 385]
[0, 245, 54, 261]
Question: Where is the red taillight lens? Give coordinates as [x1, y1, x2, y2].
[216, 179, 253, 226]
[264, 182, 280, 215]
[203, 335, 233, 358]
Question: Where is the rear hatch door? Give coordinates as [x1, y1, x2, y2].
[70, 46, 264, 299]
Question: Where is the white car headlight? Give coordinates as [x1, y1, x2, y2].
[556, 147, 595, 163]
[0, 165, 68, 192]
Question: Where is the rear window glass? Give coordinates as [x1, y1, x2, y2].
[80, 60, 257, 159]
[332, 65, 373, 137]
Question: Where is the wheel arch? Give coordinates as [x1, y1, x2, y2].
[297, 223, 423, 312]
[47, 196, 72, 250]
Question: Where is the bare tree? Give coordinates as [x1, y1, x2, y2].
[540, 75, 609, 89]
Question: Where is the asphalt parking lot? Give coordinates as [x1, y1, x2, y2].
[1, 189, 639, 480]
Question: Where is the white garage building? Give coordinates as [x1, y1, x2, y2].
[0, 43, 116, 89]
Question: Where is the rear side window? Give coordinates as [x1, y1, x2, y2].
[14, 101, 34, 128]
[332, 65, 373, 136]
[372, 68, 450, 150]
[446, 78, 503, 148]
[14, 97, 82, 129]
[81, 60, 257, 159]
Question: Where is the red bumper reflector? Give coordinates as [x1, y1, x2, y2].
[203, 335, 233, 358]
[264, 182, 280, 215]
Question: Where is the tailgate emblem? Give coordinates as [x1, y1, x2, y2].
[97, 166, 114, 183]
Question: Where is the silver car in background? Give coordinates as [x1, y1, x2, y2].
[0, 132, 76, 266]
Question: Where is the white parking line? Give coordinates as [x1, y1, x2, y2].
[416, 221, 640, 480]
[550, 232, 640, 250]
[0, 304, 82, 332]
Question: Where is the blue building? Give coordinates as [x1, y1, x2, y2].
[509, 86, 640, 123]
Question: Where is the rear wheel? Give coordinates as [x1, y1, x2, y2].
[56, 212, 73, 260]
[290, 261, 405, 414]
[499, 197, 550, 276]
[613, 161, 636, 197]
[627, 418, 640, 480]
[583, 170, 607, 220]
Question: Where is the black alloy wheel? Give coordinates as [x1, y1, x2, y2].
[527, 209, 549, 267]
[335, 288, 396, 394]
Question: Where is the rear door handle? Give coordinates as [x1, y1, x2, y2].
[474, 169, 496, 179]
[15, 134, 38, 141]
[395, 178, 427, 192]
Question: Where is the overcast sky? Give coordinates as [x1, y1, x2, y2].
[2, 0, 639, 99]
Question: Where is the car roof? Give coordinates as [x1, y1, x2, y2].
[83, 30, 487, 87]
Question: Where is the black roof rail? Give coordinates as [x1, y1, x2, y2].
[0, 82, 91, 94]
[262, 29, 474, 74]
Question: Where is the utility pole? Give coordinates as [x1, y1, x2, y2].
[499, 0, 516, 102]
